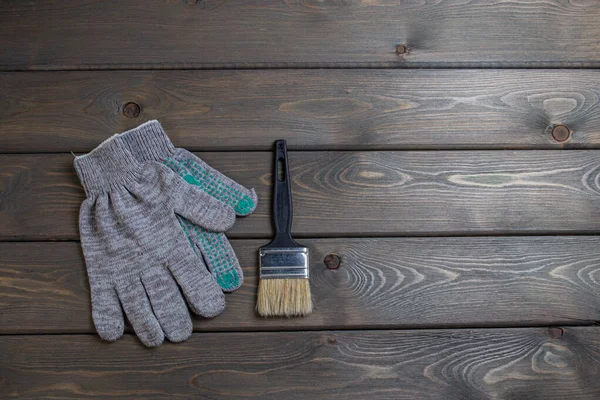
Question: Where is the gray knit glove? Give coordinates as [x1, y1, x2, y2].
[75, 136, 235, 347]
[118, 121, 257, 292]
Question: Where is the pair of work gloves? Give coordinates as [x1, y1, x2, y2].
[74, 120, 257, 347]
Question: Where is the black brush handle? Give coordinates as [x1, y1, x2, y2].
[270, 140, 298, 248]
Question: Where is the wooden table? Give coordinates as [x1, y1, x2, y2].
[1, 1, 599, 399]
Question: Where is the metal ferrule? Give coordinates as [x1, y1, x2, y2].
[259, 247, 309, 279]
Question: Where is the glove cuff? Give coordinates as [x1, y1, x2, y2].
[74, 134, 142, 195]
[119, 120, 175, 162]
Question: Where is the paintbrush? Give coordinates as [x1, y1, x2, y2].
[256, 140, 312, 317]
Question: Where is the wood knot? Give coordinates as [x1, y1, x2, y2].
[396, 44, 407, 55]
[123, 102, 141, 118]
[324, 254, 341, 270]
[547, 327, 564, 339]
[551, 125, 570, 142]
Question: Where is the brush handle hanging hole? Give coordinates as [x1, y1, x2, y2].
[277, 157, 285, 182]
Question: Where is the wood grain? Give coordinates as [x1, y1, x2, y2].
[3, 70, 600, 152]
[2, 1, 600, 70]
[3, 151, 600, 240]
[2, 237, 599, 334]
[1, 327, 599, 399]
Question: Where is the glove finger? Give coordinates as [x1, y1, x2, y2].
[179, 216, 243, 292]
[166, 150, 258, 216]
[167, 170, 236, 233]
[141, 266, 192, 343]
[116, 278, 164, 347]
[90, 283, 124, 342]
[167, 249, 225, 318]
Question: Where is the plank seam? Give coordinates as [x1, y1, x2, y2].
[5, 147, 600, 155]
[1, 323, 599, 337]
[6, 232, 600, 243]
[3, 62, 600, 72]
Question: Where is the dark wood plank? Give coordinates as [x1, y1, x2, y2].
[3, 151, 600, 240]
[2, 328, 599, 399]
[2, 1, 600, 70]
[1, 238, 599, 333]
[2, 70, 600, 153]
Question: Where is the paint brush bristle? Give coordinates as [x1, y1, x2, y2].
[256, 278, 312, 317]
